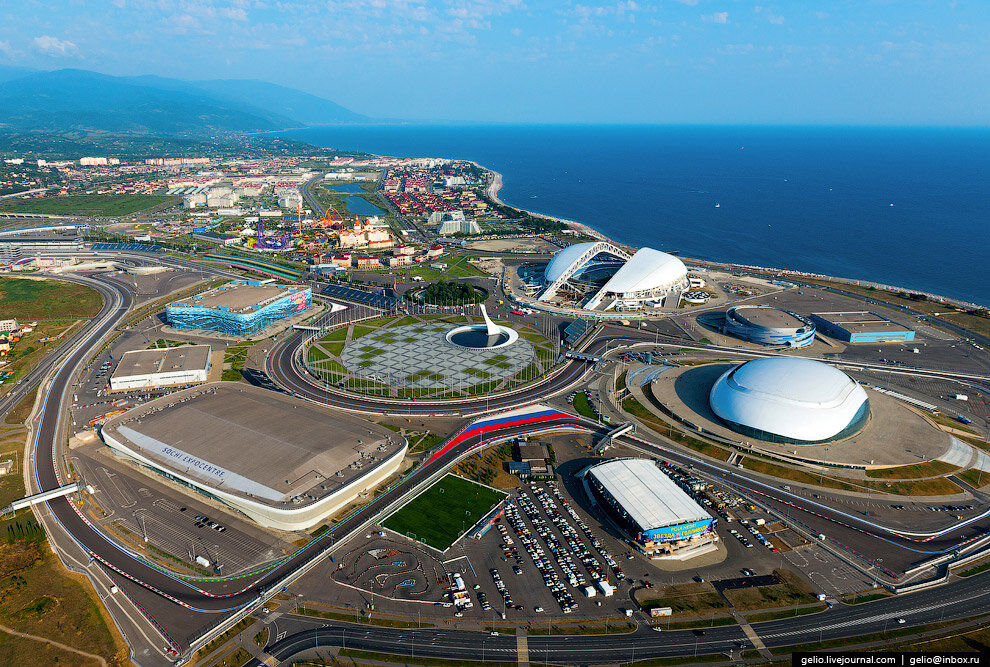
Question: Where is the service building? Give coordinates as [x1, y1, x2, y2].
[109, 345, 212, 391]
[808, 311, 915, 343]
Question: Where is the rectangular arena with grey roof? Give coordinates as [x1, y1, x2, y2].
[100, 382, 407, 531]
[109, 345, 212, 391]
[583, 458, 714, 553]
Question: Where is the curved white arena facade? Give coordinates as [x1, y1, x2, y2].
[541, 242, 688, 311]
[709, 358, 870, 444]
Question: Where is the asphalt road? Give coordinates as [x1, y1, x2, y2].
[250, 566, 990, 666]
[20, 265, 990, 661]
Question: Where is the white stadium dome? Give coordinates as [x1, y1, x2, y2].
[544, 241, 602, 284]
[709, 357, 870, 444]
[541, 242, 687, 311]
[597, 247, 687, 297]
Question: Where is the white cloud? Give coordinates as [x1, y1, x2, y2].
[702, 12, 728, 24]
[220, 7, 249, 21]
[0, 41, 16, 58]
[32, 35, 79, 56]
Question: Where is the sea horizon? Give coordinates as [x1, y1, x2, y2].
[279, 124, 990, 307]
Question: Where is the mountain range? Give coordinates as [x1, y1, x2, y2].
[0, 66, 367, 135]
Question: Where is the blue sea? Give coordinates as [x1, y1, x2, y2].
[278, 125, 989, 306]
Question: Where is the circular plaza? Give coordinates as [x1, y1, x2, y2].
[304, 312, 557, 398]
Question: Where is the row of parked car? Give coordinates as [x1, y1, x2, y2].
[507, 494, 577, 613]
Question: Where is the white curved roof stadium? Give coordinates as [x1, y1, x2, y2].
[540, 242, 686, 311]
[595, 247, 686, 295]
[544, 241, 607, 283]
[709, 357, 870, 444]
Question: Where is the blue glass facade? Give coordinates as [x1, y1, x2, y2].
[166, 283, 311, 336]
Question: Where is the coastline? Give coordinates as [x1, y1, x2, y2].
[482, 164, 610, 244]
[473, 161, 985, 310]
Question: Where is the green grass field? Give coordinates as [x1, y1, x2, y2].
[0, 194, 175, 216]
[384, 474, 505, 551]
[0, 277, 103, 319]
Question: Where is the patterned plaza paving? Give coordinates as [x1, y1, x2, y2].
[338, 322, 534, 389]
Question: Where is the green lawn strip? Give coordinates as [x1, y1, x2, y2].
[956, 468, 990, 490]
[618, 653, 725, 666]
[312, 358, 349, 375]
[738, 457, 860, 492]
[360, 315, 398, 328]
[338, 648, 511, 667]
[307, 346, 330, 363]
[383, 474, 505, 551]
[350, 325, 377, 340]
[0, 193, 175, 216]
[463, 367, 492, 378]
[322, 341, 345, 356]
[886, 619, 990, 654]
[616, 370, 627, 392]
[0, 276, 103, 319]
[526, 622, 638, 636]
[466, 381, 502, 396]
[860, 476, 962, 496]
[392, 315, 421, 327]
[866, 460, 960, 479]
[845, 592, 894, 604]
[0, 451, 26, 507]
[930, 413, 979, 435]
[517, 331, 549, 344]
[408, 432, 444, 453]
[195, 617, 254, 660]
[655, 616, 737, 630]
[319, 327, 348, 342]
[148, 338, 193, 348]
[621, 396, 732, 462]
[958, 559, 990, 577]
[295, 607, 431, 629]
[768, 618, 965, 655]
[573, 391, 598, 420]
[745, 604, 826, 623]
[3, 384, 39, 425]
[220, 369, 242, 382]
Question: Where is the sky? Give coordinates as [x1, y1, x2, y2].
[1, 0, 988, 125]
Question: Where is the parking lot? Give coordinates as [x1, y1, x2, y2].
[72, 443, 292, 576]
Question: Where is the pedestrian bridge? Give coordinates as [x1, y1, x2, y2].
[2, 482, 82, 516]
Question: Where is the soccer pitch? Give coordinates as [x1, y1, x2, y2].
[383, 474, 506, 551]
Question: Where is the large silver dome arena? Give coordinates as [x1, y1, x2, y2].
[709, 357, 870, 444]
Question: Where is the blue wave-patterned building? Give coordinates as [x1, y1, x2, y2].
[722, 305, 816, 348]
[166, 280, 311, 337]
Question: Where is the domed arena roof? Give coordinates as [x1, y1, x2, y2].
[596, 248, 687, 295]
[543, 242, 603, 283]
[709, 357, 870, 444]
